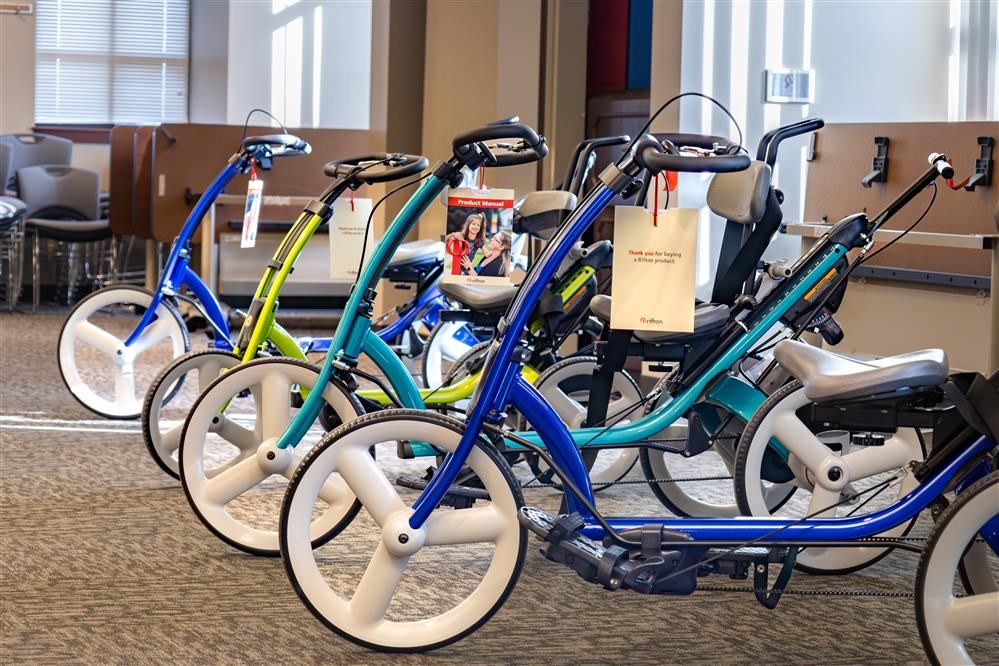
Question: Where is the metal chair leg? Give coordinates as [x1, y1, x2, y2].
[32, 233, 39, 312]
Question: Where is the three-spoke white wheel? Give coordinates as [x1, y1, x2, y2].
[529, 356, 642, 489]
[734, 381, 924, 574]
[281, 410, 526, 652]
[916, 472, 998, 665]
[142, 349, 240, 479]
[420, 321, 479, 389]
[179, 357, 363, 555]
[58, 285, 189, 418]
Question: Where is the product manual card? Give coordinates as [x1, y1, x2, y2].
[443, 187, 515, 287]
[240, 179, 264, 248]
[610, 206, 697, 333]
[329, 197, 375, 281]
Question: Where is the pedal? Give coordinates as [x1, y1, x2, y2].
[519, 508, 704, 595]
[395, 474, 489, 509]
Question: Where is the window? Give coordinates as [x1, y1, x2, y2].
[35, 0, 189, 125]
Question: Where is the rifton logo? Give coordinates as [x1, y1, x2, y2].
[639, 316, 663, 325]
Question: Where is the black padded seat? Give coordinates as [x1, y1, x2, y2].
[25, 218, 111, 243]
[440, 281, 519, 311]
[588, 294, 729, 342]
[774, 339, 949, 403]
[389, 239, 442, 267]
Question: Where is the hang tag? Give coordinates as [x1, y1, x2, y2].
[240, 178, 264, 248]
[610, 206, 697, 333]
[442, 187, 515, 287]
[329, 197, 375, 281]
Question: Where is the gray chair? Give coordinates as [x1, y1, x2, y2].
[17, 165, 111, 310]
[0, 143, 26, 308]
[0, 133, 73, 194]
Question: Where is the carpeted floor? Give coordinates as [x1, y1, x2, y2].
[1, 312, 994, 665]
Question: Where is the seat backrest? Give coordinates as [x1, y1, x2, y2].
[706, 161, 782, 305]
[512, 190, 577, 241]
[16, 165, 100, 220]
[0, 133, 73, 193]
[0, 144, 13, 196]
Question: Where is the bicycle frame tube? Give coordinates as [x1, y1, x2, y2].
[124, 159, 244, 348]
[409, 183, 617, 526]
[583, 435, 996, 542]
[375, 285, 444, 344]
[237, 209, 326, 360]
[276, 174, 448, 449]
[179, 265, 233, 350]
[510, 243, 847, 448]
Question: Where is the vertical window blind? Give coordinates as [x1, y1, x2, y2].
[35, 0, 189, 125]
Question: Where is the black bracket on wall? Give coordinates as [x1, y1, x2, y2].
[861, 136, 889, 188]
[965, 136, 994, 192]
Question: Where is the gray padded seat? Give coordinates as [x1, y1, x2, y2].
[389, 239, 443, 267]
[588, 294, 729, 342]
[513, 190, 577, 240]
[440, 281, 519, 311]
[706, 161, 771, 224]
[774, 339, 949, 403]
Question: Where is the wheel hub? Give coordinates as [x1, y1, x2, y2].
[255, 440, 292, 474]
[382, 512, 425, 556]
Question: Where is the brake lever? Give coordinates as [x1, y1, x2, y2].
[477, 141, 499, 166]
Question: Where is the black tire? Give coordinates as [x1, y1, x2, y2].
[141, 348, 240, 479]
[179, 357, 365, 557]
[916, 471, 998, 665]
[280, 408, 527, 653]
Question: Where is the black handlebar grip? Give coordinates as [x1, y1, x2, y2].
[634, 134, 750, 174]
[242, 133, 312, 157]
[488, 138, 550, 167]
[487, 116, 520, 126]
[451, 122, 543, 152]
[323, 153, 429, 184]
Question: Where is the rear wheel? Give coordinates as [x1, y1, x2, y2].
[916, 472, 998, 665]
[735, 381, 923, 574]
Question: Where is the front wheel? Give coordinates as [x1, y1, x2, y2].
[281, 410, 526, 652]
[58, 285, 190, 418]
[142, 349, 241, 479]
[916, 472, 998, 665]
[179, 357, 364, 556]
[734, 381, 923, 574]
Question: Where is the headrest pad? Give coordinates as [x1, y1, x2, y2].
[706, 161, 771, 224]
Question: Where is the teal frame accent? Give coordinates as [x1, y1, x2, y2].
[509, 244, 847, 449]
[276, 175, 446, 449]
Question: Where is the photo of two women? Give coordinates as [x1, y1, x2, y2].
[444, 212, 512, 279]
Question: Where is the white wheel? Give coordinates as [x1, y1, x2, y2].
[917, 472, 998, 665]
[530, 357, 641, 489]
[142, 349, 240, 479]
[58, 285, 189, 418]
[280, 410, 526, 652]
[735, 381, 924, 574]
[179, 357, 364, 556]
[420, 321, 478, 388]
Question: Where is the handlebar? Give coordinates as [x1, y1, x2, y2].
[322, 153, 429, 184]
[633, 133, 750, 174]
[870, 153, 952, 229]
[241, 133, 311, 158]
[756, 117, 824, 167]
[565, 135, 631, 196]
[450, 122, 548, 168]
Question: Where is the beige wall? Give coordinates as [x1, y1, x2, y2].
[0, 11, 111, 185]
[649, 0, 683, 133]
[419, 0, 541, 238]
